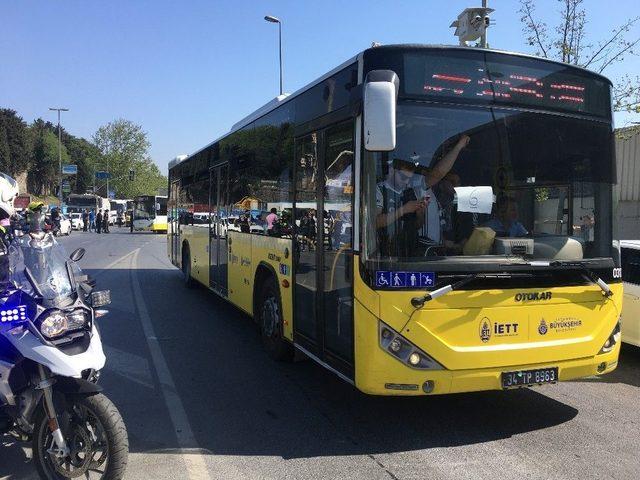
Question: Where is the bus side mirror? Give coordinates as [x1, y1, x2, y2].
[363, 70, 399, 152]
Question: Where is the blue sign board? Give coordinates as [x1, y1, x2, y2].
[108, 190, 115, 199]
[62, 164, 77, 175]
[376, 271, 436, 288]
[95, 171, 111, 179]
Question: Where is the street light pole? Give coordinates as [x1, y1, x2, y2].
[49, 107, 69, 206]
[264, 15, 283, 96]
[106, 158, 110, 200]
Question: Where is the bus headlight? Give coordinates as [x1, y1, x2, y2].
[599, 320, 621, 354]
[379, 321, 443, 370]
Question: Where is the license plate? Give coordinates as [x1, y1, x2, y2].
[501, 367, 558, 388]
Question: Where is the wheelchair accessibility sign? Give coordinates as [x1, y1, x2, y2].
[376, 271, 435, 288]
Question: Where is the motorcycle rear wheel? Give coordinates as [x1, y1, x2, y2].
[33, 393, 128, 480]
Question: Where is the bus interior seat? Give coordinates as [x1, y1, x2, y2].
[462, 227, 496, 255]
[532, 236, 584, 260]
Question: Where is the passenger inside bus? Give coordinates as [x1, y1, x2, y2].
[434, 171, 476, 254]
[483, 195, 528, 238]
[375, 135, 469, 257]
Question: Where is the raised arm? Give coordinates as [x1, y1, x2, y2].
[426, 135, 470, 187]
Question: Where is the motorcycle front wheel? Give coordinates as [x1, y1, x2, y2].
[33, 393, 128, 480]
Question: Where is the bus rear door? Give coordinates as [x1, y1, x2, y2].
[170, 181, 181, 264]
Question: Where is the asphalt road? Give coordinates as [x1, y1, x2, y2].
[2, 228, 640, 480]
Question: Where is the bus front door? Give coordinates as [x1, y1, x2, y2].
[170, 180, 181, 265]
[294, 122, 355, 380]
[209, 164, 229, 295]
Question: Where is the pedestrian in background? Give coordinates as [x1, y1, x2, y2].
[332, 211, 343, 250]
[96, 210, 102, 234]
[82, 209, 89, 232]
[102, 209, 109, 233]
[266, 208, 278, 236]
[89, 209, 96, 232]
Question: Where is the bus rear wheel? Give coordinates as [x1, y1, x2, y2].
[259, 279, 293, 361]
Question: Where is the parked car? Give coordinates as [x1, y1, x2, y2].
[69, 212, 85, 230]
[227, 216, 241, 233]
[621, 240, 640, 347]
[192, 212, 211, 226]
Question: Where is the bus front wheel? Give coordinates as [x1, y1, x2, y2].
[258, 279, 293, 361]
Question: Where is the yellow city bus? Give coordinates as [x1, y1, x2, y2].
[132, 195, 168, 233]
[167, 45, 622, 395]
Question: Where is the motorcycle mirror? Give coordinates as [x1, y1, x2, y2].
[70, 247, 86, 262]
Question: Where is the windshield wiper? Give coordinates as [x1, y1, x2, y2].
[411, 273, 480, 308]
[520, 260, 613, 297]
[409, 259, 613, 309]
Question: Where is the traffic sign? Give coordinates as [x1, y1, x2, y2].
[95, 171, 111, 179]
[62, 164, 78, 175]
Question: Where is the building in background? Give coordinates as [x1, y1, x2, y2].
[615, 127, 640, 239]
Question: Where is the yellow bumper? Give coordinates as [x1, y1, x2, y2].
[151, 222, 168, 232]
[354, 300, 620, 396]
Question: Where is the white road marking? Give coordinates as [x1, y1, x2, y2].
[91, 247, 142, 278]
[129, 249, 211, 480]
[103, 345, 155, 389]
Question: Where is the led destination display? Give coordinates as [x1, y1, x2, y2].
[404, 51, 610, 117]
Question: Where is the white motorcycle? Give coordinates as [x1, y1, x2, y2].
[0, 231, 128, 479]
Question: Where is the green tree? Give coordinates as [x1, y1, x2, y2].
[29, 120, 106, 195]
[519, 0, 640, 115]
[93, 119, 166, 198]
[0, 109, 30, 176]
[130, 158, 167, 197]
[64, 137, 102, 194]
[28, 119, 69, 195]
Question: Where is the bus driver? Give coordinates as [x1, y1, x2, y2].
[375, 135, 470, 257]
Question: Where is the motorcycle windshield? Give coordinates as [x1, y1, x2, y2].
[9, 234, 75, 302]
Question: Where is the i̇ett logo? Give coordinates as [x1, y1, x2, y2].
[479, 317, 492, 343]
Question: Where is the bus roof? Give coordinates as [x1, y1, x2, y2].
[170, 44, 612, 170]
[370, 44, 613, 85]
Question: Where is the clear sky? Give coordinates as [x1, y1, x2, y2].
[2, 0, 639, 174]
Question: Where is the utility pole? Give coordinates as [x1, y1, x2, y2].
[481, 0, 488, 48]
[49, 107, 69, 205]
[106, 158, 110, 199]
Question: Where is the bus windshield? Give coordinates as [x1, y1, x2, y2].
[134, 197, 156, 220]
[66, 195, 99, 213]
[134, 196, 167, 220]
[363, 102, 616, 273]
[113, 202, 126, 215]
